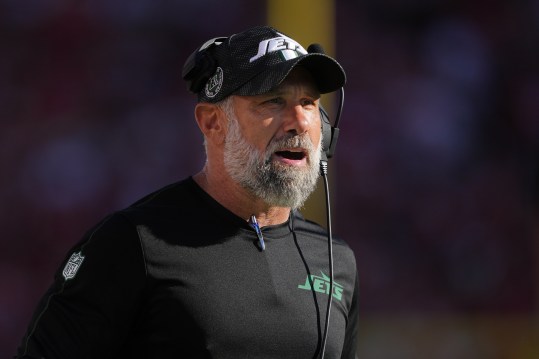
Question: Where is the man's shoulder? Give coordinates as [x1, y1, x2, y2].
[104, 177, 201, 231]
[126, 177, 196, 208]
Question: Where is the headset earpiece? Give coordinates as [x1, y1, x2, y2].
[182, 37, 227, 94]
[320, 105, 340, 160]
[320, 106, 332, 161]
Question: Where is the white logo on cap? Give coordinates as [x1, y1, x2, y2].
[249, 34, 307, 63]
[205, 67, 224, 98]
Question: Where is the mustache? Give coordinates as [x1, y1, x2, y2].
[264, 134, 318, 160]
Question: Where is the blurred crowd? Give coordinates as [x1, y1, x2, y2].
[337, 0, 538, 312]
[0, 0, 537, 357]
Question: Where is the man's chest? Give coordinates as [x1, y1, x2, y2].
[139, 236, 350, 358]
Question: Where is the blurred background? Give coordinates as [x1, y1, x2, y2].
[1, 0, 537, 358]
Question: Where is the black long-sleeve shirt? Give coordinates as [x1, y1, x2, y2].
[17, 177, 359, 358]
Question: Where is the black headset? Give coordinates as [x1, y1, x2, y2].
[319, 92, 343, 162]
[181, 39, 343, 162]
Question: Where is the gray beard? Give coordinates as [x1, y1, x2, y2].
[222, 108, 321, 209]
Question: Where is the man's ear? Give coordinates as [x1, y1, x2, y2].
[195, 103, 227, 145]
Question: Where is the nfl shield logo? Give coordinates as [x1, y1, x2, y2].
[62, 252, 85, 280]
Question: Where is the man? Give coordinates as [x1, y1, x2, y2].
[16, 25, 359, 359]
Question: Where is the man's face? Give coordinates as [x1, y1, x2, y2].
[222, 67, 322, 209]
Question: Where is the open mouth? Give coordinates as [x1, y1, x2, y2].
[274, 149, 307, 164]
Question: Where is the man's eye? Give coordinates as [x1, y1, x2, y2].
[301, 99, 316, 107]
[264, 98, 284, 105]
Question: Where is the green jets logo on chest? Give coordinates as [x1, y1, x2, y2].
[298, 271, 344, 301]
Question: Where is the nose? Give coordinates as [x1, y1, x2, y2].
[282, 104, 313, 136]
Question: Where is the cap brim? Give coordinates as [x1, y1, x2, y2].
[233, 53, 346, 97]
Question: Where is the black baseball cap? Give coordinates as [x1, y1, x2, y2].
[182, 25, 346, 103]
